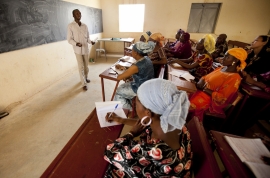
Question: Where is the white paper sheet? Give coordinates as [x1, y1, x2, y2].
[95, 102, 127, 128]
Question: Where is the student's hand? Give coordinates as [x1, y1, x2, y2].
[105, 112, 122, 123]
[129, 119, 145, 137]
[196, 79, 206, 90]
[167, 58, 176, 64]
[76, 43, 82, 47]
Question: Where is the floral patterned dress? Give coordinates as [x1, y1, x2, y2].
[189, 51, 213, 80]
[104, 126, 192, 178]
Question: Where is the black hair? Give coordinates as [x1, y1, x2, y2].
[72, 9, 79, 16]
[259, 35, 270, 51]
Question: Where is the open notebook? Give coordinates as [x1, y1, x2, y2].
[169, 70, 195, 82]
[224, 136, 270, 178]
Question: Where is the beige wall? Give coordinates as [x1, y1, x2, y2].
[0, 0, 101, 111]
[101, 0, 270, 52]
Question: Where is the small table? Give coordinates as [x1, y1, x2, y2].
[209, 130, 255, 178]
[99, 68, 120, 101]
[41, 108, 127, 178]
[167, 64, 197, 93]
[98, 38, 135, 56]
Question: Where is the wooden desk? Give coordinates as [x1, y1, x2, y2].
[231, 82, 270, 130]
[41, 108, 127, 178]
[98, 38, 135, 56]
[168, 64, 197, 93]
[209, 130, 255, 178]
[99, 68, 120, 101]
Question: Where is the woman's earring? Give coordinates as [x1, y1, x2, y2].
[140, 116, 152, 126]
[232, 61, 235, 65]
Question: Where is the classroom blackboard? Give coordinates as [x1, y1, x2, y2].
[0, 0, 103, 54]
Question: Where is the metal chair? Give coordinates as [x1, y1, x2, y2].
[95, 39, 107, 61]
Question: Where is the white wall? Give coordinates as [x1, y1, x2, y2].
[0, 0, 101, 111]
[101, 0, 270, 52]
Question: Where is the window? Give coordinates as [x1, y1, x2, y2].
[119, 4, 145, 32]
[187, 3, 221, 33]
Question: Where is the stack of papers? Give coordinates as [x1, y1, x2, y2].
[95, 101, 127, 128]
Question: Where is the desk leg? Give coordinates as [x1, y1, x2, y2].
[111, 81, 120, 101]
[100, 77, 105, 101]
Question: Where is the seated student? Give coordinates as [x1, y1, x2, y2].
[168, 34, 216, 81]
[212, 34, 228, 61]
[139, 31, 152, 43]
[114, 42, 154, 110]
[241, 35, 270, 92]
[104, 78, 192, 177]
[165, 28, 185, 49]
[189, 48, 247, 121]
[125, 31, 152, 56]
[164, 32, 192, 59]
[147, 32, 167, 77]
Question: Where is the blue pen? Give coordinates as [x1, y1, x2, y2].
[108, 104, 118, 118]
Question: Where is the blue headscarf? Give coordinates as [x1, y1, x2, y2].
[137, 78, 190, 133]
[132, 41, 155, 56]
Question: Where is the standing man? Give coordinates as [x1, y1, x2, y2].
[67, 9, 95, 91]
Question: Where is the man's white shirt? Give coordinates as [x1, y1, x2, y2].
[67, 21, 91, 55]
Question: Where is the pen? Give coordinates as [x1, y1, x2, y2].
[108, 104, 118, 118]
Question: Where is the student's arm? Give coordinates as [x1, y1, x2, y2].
[176, 60, 199, 69]
[152, 57, 167, 64]
[117, 65, 139, 81]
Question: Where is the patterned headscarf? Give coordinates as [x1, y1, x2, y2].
[137, 78, 190, 133]
[227, 48, 247, 71]
[133, 41, 155, 55]
[150, 32, 165, 47]
[142, 33, 150, 42]
[203, 34, 216, 54]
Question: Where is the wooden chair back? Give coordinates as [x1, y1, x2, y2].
[228, 40, 250, 49]
[187, 116, 223, 178]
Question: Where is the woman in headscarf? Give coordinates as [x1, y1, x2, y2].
[147, 32, 167, 77]
[168, 34, 216, 81]
[104, 78, 192, 178]
[114, 41, 154, 110]
[189, 48, 248, 121]
[165, 32, 192, 59]
[139, 31, 152, 43]
[165, 28, 185, 49]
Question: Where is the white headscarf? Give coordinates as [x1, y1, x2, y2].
[137, 78, 190, 133]
[133, 41, 155, 55]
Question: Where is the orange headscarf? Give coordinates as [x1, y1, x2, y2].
[227, 48, 247, 71]
[150, 32, 165, 47]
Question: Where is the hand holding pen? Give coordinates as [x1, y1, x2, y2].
[108, 104, 118, 118]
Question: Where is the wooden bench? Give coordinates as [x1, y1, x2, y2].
[41, 109, 127, 178]
[187, 117, 223, 178]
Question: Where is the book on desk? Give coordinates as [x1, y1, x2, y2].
[224, 136, 270, 178]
